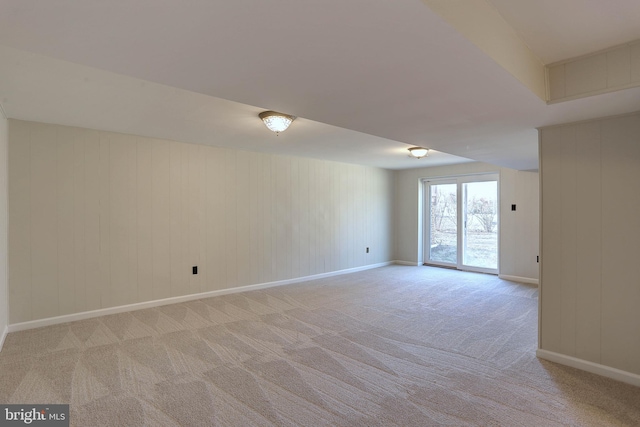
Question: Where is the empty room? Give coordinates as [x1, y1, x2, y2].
[0, 1, 640, 426]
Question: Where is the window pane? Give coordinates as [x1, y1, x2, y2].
[429, 183, 457, 264]
[463, 181, 498, 269]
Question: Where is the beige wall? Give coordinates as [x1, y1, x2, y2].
[539, 111, 640, 375]
[0, 113, 7, 343]
[394, 163, 539, 281]
[8, 119, 394, 324]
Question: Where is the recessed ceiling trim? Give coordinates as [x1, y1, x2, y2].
[547, 39, 640, 104]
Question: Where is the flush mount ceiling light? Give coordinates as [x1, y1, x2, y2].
[259, 111, 296, 134]
[408, 147, 429, 159]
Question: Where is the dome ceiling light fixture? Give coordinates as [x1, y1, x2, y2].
[259, 110, 296, 134]
[408, 147, 429, 159]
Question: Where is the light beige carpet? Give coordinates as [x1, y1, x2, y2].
[1, 266, 639, 426]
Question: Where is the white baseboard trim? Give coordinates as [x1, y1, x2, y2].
[0, 325, 7, 352]
[498, 274, 539, 286]
[7, 261, 393, 334]
[393, 260, 421, 266]
[536, 349, 640, 388]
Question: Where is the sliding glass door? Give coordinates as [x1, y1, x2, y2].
[425, 174, 498, 274]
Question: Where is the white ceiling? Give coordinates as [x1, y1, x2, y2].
[0, 0, 639, 171]
[489, 0, 640, 64]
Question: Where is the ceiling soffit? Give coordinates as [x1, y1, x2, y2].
[422, 0, 546, 101]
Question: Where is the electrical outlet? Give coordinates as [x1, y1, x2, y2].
[192, 266, 198, 274]
[511, 204, 516, 211]
[366, 247, 370, 253]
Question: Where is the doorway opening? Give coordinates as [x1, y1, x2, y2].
[424, 174, 499, 274]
